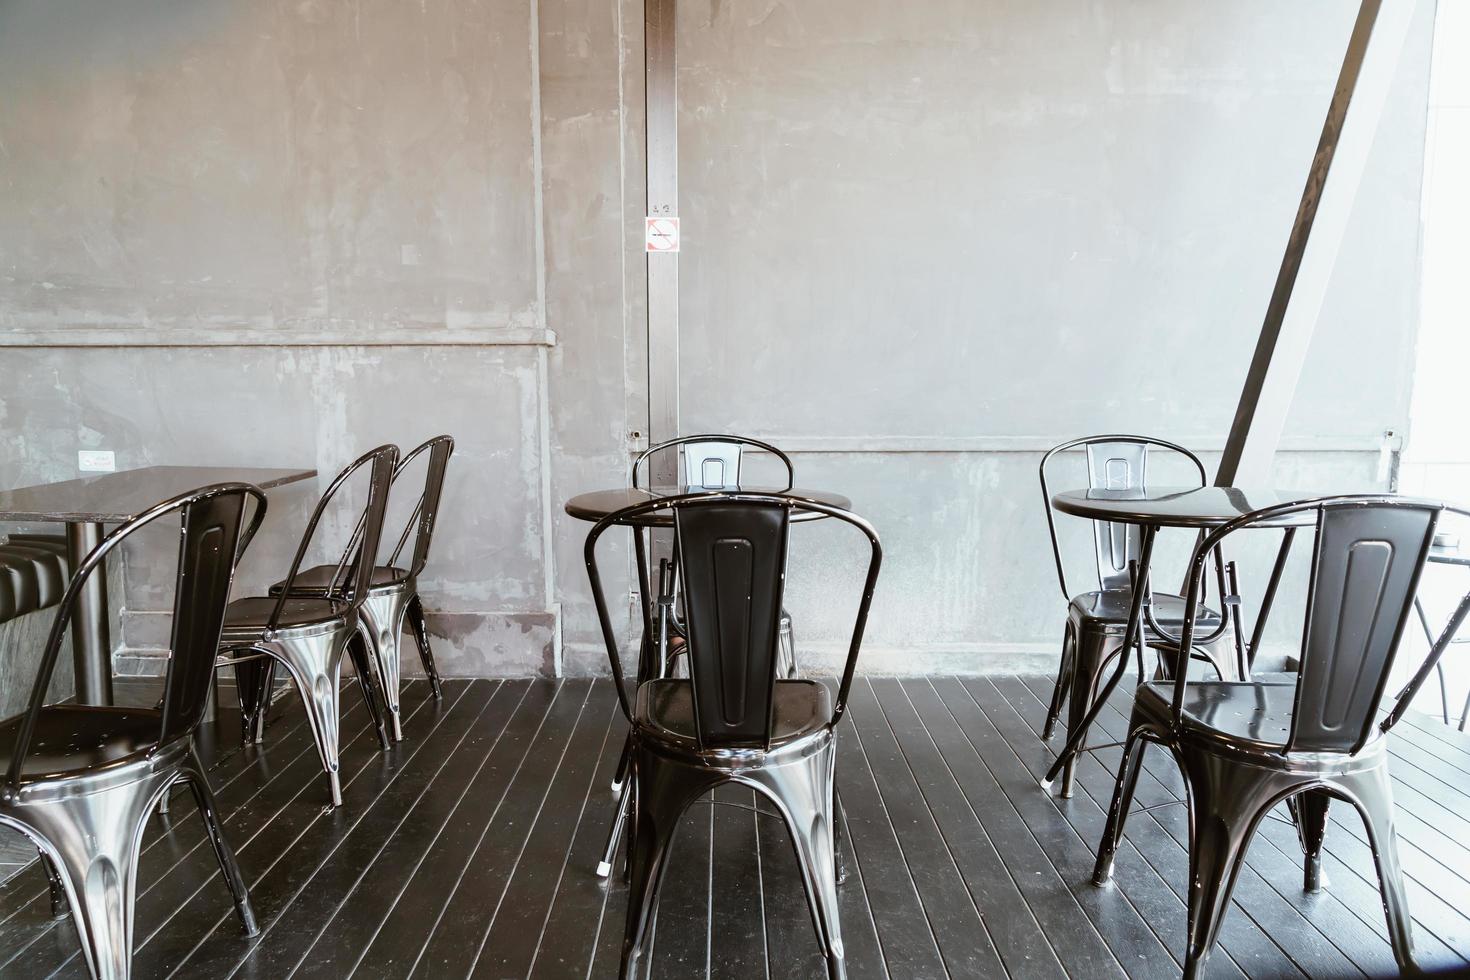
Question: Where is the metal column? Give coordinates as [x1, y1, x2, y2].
[645, 0, 680, 488]
[1217, 0, 1417, 486]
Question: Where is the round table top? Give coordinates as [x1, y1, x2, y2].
[1428, 540, 1470, 566]
[564, 485, 853, 526]
[1051, 486, 1317, 528]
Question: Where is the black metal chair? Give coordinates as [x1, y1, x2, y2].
[217, 445, 398, 808]
[0, 482, 265, 980]
[1039, 435, 1238, 796]
[593, 435, 800, 877]
[1091, 494, 1453, 979]
[633, 434, 800, 677]
[585, 491, 881, 980]
[268, 435, 454, 739]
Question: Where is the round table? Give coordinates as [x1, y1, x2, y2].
[1399, 538, 1470, 729]
[1041, 485, 1315, 791]
[564, 485, 852, 525]
[1051, 485, 1316, 528]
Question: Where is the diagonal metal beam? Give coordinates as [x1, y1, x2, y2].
[1217, 0, 1417, 486]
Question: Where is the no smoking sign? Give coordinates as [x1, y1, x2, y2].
[645, 216, 680, 253]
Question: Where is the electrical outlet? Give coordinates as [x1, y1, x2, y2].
[78, 450, 115, 473]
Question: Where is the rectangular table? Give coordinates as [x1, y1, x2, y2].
[0, 465, 315, 705]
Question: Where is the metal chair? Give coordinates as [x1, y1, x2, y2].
[1039, 435, 1238, 797]
[584, 491, 881, 980]
[632, 434, 800, 678]
[0, 482, 265, 980]
[1091, 494, 1453, 979]
[268, 435, 454, 739]
[592, 435, 801, 877]
[217, 445, 398, 807]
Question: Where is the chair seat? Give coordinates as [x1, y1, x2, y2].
[220, 596, 351, 639]
[635, 678, 830, 747]
[1135, 680, 1302, 750]
[1071, 590, 1223, 633]
[0, 706, 161, 782]
[267, 563, 412, 598]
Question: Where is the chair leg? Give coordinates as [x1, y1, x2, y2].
[779, 615, 799, 679]
[41, 851, 68, 920]
[1339, 763, 1416, 972]
[1092, 728, 1151, 885]
[598, 780, 633, 878]
[347, 630, 392, 752]
[1294, 789, 1331, 893]
[183, 746, 259, 937]
[10, 772, 170, 980]
[360, 590, 411, 741]
[406, 593, 444, 701]
[262, 634, 352, 807]
[621, 748, 716, 980]
[1061, 627, 1116, 798]
[833, 788, 849, 886]
[1041, 620, 1077, 742]
[748, 742, 845, 980]
[1178, 752, 1276, 980]
[232, 655, 275, 746]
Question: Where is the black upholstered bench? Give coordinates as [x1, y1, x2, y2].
[0, 534, 69, 624]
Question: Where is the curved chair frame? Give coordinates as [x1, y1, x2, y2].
[1, 482, 265, 980]
[220, 444, 398, 807]
[585, 491, 881, 980]
[270, 435, 454, 739]
[1092, 494, 1458, 979]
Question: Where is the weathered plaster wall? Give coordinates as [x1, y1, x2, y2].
[0, 0, 561, 675]
[0, 0, 1437, 676]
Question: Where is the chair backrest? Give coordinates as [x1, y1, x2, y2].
[674, 500, 791, 746]
[6, 482, 266, 787]
[1170, 495, 1445, 755]
[584, 491, 882, 747]
[384, 435, 455, 578]
[632, 434, 794, 492]
[1039, 434, 1207, 597]
[269, 444, 398, 628]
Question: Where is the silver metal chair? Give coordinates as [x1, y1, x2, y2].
[0, 482, 264, 980]
[1039, 435, 1238, 797]
[218, 445, 398, 807]
[584, 491, 881, 980]
[1092, 494, 1454, 979]
[269, 435, 454, 739]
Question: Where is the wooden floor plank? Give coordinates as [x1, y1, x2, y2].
[849, 679, 1010, 978]
[4, 675, 1470, 979]
[407, 680, 596, 978]
[903, 678, 1122, 980]
[471, 682, 620, 979]
[218, 679, 497, 978]
[941, 677, 1208, 980]
[289, 680, 524, 979]
[353, 679, 552, 977]
[527, 704, 629, 980]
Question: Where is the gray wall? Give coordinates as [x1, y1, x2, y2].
[0, 0, 1436, 677]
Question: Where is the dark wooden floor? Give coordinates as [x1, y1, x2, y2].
[2, 675, 1470, 978]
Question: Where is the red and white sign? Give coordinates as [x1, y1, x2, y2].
[645, 216, 680, 253]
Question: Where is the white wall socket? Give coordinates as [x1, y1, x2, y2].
[78, 450, 116, 472]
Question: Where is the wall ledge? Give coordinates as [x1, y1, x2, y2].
[0, 326, 558, 348]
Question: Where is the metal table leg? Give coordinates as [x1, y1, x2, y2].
[64, 521, 113, 706]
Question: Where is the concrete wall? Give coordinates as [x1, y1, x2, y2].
[1, 0, 1437, 677]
